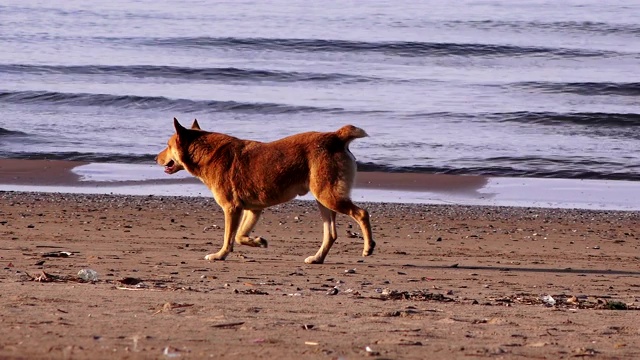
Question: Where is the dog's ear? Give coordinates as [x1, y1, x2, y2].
[191, 119, 201, 130]
[173, 117, 189, 138]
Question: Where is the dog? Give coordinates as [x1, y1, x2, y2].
[156, 118, 375, 264]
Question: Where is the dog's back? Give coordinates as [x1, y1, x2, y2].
[211, 125, 367, 209]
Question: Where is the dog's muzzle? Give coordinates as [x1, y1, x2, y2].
[164, 159, 178, 174]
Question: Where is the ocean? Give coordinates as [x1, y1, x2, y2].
[1, 0, 639, 180]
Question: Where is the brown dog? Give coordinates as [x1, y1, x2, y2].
[156, 118, 375, 264]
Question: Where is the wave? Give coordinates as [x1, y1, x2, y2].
[139, 36, 619, 58]
[0, 90, 345, 114]
[403, 111, 640, 128]
[454, 20, 640, 36]
[511, 81, 640, 96]
[0, 64, 374, 84]
[494, 111, 640, 127]
[0, 127, 28, 137]
[1, 151, 155, 163]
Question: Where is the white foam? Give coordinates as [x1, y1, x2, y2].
[73, 163, 192, 182]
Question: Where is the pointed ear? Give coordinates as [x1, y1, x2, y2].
[191, 119, 201, 130]
[174, 117, 188, 137]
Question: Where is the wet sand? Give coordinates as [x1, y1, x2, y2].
[0, 159, 86, 185]
[1, 188, 639, 359]
[0, 159, 487, 194]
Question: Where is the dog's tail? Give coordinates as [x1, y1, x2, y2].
[336, 125, 368, 144]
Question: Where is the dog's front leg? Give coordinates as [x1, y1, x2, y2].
[205, 207, 242, 261]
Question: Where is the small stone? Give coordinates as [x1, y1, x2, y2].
[541, 294, 556, 306]
[345, 230, 359, 238]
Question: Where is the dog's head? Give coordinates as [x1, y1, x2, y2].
[156, 118, 201, 174]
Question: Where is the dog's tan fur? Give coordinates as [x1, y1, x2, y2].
[156, 118, 375, 264]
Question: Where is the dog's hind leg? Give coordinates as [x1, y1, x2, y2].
[319, 197, 375, 258]
[235, 209, 268, 248]
[205, 207, 242, 261]
[304, 201, 338, 264]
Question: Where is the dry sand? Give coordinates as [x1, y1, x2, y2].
[1, 190, 639, 360]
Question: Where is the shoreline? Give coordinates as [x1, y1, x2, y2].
[1, 159, 640, 211]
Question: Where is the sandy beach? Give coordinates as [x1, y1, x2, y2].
[1, 160, 640, 359]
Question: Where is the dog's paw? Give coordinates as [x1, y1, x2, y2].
[235, 236, 268, 248]
[362, 240, 376, 257]
[304, 256, 324, 264]
[255, 237, 268, 248]
[204, 252, 226, 261]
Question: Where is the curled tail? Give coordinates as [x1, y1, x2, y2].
[336, 125, 368, 143]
